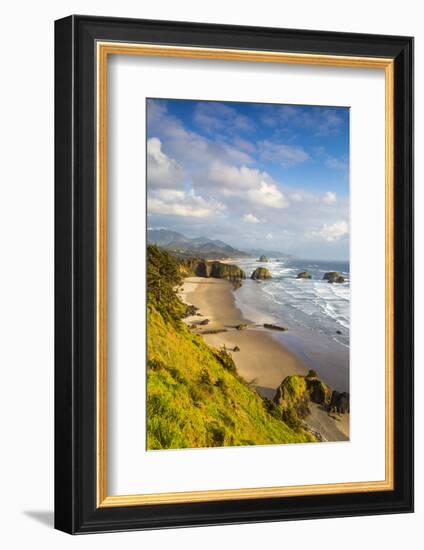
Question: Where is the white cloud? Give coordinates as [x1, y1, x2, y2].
[315, 110, 344, 136]
[146, 100, 349, 258]
[147, 100, 253, 167]
[195, 163, 288, 209]
[169, 137, 253, 168]
[233, 137, 256, 154]
[322, 191, 337, 205]
[311, 221, 349, 241]
[148, 189, 225, 219]
[242, 213, 260, 223]
[147, 137, 184, 189]
[247, 180, 288, 208]
[194, 102, 254, 133]
[325, 157, 348, 171]
[259, 140, 309, 167]
[260, 105, 345, 136]
[290, 192, 304, 203]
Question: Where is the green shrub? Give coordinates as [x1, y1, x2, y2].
[207, 422, 226, 446]
[263, 398, 282, 419]
[213, 346, 237, 373]
[282, 406, 303, 431]
[199, 368, 212, 386]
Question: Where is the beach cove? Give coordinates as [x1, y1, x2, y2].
[179, 276, 349, 441]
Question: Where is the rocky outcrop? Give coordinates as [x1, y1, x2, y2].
[251, 267, 272, 280]
[273, 372, 345, 439]
[258, 255, 269, 262]
[181, 258, 245, 281]
[274, 374, 332, 409]
[323, 271, 345, 284]
[274, 375, 307, 409]
[328, 391, 350, 414]
[210, 261, 245, 281]
[194, 259, 211, 277]
[297, 271, 311, 279]
[307, 378, 332, 407]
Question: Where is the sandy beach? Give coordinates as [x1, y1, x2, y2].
[180, 277, 308, 398]
[179, 277, 349, 441]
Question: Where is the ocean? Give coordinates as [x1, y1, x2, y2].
[233, 258, 350, 393]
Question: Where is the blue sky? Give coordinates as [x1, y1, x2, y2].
[146, 98, 349, 260]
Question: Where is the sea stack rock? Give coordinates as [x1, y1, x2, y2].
[297, 271, 311, 279]
[209, 261, 245, 281]
[258, 255, 269, 262]
[251, 267, 272, 280]
[323, 271, 345, 283]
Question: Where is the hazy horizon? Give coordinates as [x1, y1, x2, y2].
[146, 98, 349, 261]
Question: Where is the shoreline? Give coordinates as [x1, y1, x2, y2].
[179, 276, 349, 441]
[179, 277, 308, 399]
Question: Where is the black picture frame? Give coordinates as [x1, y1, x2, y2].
[55, 15, 414, 534]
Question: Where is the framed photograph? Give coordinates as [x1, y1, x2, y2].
[54, 15, 414, 534]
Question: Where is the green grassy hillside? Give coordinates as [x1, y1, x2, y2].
[146, 245, 315, 449]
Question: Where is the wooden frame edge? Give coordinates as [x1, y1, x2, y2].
[96, 42, 395, 508]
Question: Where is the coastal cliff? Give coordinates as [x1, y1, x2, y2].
[147, 245, 316, 449]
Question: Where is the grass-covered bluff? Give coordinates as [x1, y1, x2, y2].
[146, 245, 316, 449]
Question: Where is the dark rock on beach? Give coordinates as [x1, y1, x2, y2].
[328, 391, 350, 414]
[199, 318, 210, 326]
[258, 255, 269, 262]
[263, 323, 288, 332]
[307, 378, 332, 407]
[297, 271, 311, 279]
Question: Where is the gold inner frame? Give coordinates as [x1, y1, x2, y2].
[96, 42, 395, 508]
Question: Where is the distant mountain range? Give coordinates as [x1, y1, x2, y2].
[147, 229, 249, 259]
[147, 229, 293, 260]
